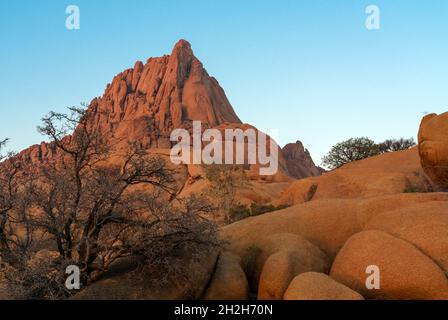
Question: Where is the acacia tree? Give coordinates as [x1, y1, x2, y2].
[322, 137, 417, 169]
[322, 137, 381, 169]
[0, 107, 220, 299]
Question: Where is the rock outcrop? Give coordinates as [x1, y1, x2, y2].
[18, 40, 242, 164]
[223, 193, 448, 300]
[91, 39, 242, 149]
[282, 141, 324, 179]
[276, 148, 432, 206]
[15, 40, 317, 183]
[418, 112, 448, 190]
[222, 143, 448, 300]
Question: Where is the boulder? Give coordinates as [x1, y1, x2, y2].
[203, 252, 249, 300]
[223, 193, 448, 260]
[418, 112, 448, 189]
[330, 230, 448, 300]
[283, 272, 364, 300]
[236, 233, 329, 295]
[258, 248, 328, 300]
[364, 201, 448, 273]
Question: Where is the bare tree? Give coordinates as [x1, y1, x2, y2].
[0, 107, 220, 299]
[113, 194, 220, 286]
[0, 139, 22, 266]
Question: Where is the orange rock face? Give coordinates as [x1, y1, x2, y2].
[256, 233, 329, 300]
[17, 40, 242, 163]
[15, 40, 321, 181]
[418, 112, 448, 189]
[282, 141, 324, 179]
[330, 230, 448, 300]
[93, 40, 242, 148]
[223, 145, 448, 300]
[223, 193, 448, 300]
[276, 148, 432, 206]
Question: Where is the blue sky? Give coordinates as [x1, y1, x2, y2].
[0, 0, 447, 163]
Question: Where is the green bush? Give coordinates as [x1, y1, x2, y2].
[322, 137, 416, 169]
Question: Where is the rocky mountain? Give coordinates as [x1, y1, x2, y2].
[89, 39, 241, 149]
[16, 40, 322, 180]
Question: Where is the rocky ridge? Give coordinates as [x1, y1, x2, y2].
[16, 40, 321, 181]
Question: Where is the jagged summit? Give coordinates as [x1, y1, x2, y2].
[86, 39, 241, 149]
[172, 39, 194, 55]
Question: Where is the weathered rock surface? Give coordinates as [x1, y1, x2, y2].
[330, 230, 448, 300]
[364, 201, 448, 273]
[283, 272, 364, 300]
[236, 233, 329, 296]
[276, 148, 432, 206]
[282, 141, 324, 179]
[257, 247, 328, 300]
[93, 39, 242, 148]
[203, 252, 249, 300]
[18, 40, 241, 164]
[15, 40, 316, 184]
[418, 112, 448, 189]
[224, 191, 448, 258]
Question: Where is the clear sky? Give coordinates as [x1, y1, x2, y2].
[0, 0, 447, 164]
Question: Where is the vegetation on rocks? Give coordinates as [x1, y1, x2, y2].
[203, 164, 247, 224]
[322, 137, 416, 169]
